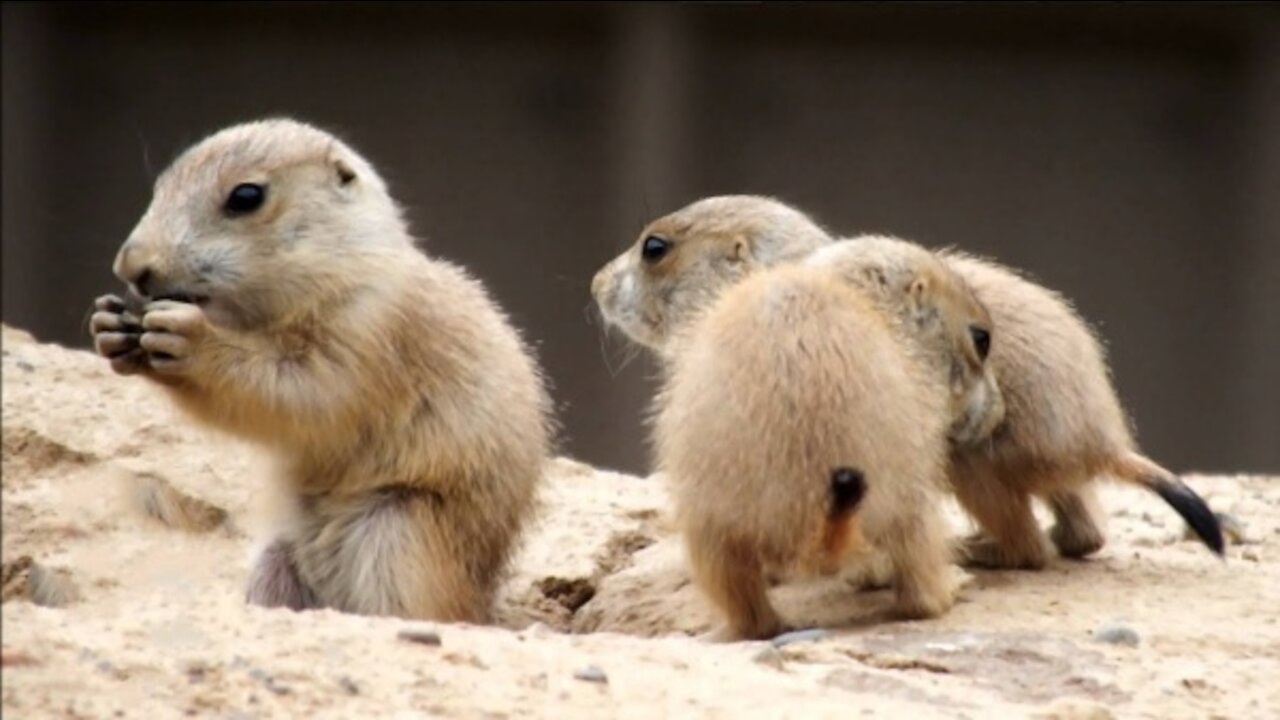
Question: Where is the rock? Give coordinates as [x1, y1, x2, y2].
[751, 646, 786, 670]
[397, 628, 442, 647]
[573, 665, 608, 684]
[771, 628, 829, 648]
[1092, 623, 1140, 648]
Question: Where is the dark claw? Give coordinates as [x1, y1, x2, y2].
[94, 294, 127, 313]
[109, 348, 149, 376]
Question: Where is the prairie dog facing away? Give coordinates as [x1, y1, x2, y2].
[88, 118, 554, 622]
[804, 235, 1005, 446]
[936, 252, 1224, 568]
[591, 195, 832, 357]
[598, 195, 1223, 567]
[656, 263, 958, 641]
[591, 197, 1002, 444]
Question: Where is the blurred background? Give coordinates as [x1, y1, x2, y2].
[4, 2, 1277, 475]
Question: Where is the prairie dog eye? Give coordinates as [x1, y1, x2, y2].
[970, 326, 991, 361]
[641, 235, 671, 263]
[829, 467, 866, 517]
[225, 183, 267, 215]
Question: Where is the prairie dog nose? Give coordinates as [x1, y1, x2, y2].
[113, 241, 155, 297]
[591, 268, 608, 300]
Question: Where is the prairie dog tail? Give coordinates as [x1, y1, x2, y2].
[1108, 452, 1224, 557]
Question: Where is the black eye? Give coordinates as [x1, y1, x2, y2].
[829, 467, 866, 517]
[225, 183, 266, 215]
[970, 326, 991, 361]
[641, 235, 671, 263]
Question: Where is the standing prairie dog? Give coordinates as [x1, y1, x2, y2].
[656, 263, 957, 640]
[88, 118, 554, 622]
[934, 251, 1223, 568]
[592, 196, 1003, 445]
[596, 195, 1223, 566]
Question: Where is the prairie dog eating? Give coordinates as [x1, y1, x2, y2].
[89, 118, 554, 621]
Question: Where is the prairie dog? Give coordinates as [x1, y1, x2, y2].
[937, 252, 1224, 568]
[601, 195, 1223, 566]
[804, 235, 1004, 445]
[591, 197, 1001, 445]
[656, 263, 957, 641]
[591, 195, 831, 356]
[88, 118, 554, 621]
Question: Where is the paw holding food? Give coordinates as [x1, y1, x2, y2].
[89, 287, 205, 376]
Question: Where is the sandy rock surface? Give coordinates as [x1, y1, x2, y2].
[3, 324, 1277, 719]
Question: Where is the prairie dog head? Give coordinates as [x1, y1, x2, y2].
[112, 118, 407, 331]
[590, 195, 832, 355]
[806, 235, 1005, 445]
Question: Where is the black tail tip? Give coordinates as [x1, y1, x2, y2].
[830, 467, 866, 517]
[1150, 477, 1225, 557]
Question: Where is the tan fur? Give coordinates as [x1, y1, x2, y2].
[88, 118, 554, 621]
[938, 252, 1222, 568]
[601, 195, 1221, 572]
[591, 195, 832, 356]
[655, 264, 956, 641]
[804, 235, 1005, 445]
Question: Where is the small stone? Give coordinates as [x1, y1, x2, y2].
[338, 675, 360, 695]
[752, 646, 786, 670]
[1241, 548, 1261, 562]
[771, 628, 829, 648]
[573, 665, 608, 684]
[1092, 622, 1140, 648]
[397, 628, 442, 647]
[16, 361, 34, 372]
[1185, 513, 1250, 545]
[247, 668, 290, 695]
[1219, 514, 1251, 545]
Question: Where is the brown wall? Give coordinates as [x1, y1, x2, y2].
[4, 2, 1277, 475]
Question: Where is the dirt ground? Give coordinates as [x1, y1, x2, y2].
[2, 323, 1277, 719]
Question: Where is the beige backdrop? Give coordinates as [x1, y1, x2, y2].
[3, 2, 1276, 475]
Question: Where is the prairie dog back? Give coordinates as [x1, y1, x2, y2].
[939, 251, 1223, 567]
[656, 264, 956, 640]
[805, 235, 1004, 445]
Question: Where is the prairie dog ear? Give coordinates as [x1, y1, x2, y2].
[731, 237, 750, 263]
[907, 276, 931, 315]
[333, 157, 358, 186]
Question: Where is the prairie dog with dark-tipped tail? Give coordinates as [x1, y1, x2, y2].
[934, 251, 1223, 567]
[88, 118, 554, 622]
[656, 263, 958, 641]
[596, 195, 1223, 567]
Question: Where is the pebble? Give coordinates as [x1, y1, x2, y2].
[751, 646, 786, 670]
[248, 668, 291, 696]
[1092, 622, 1140, 648]
[573, 665, 608, 684]
[1184, 513, 1251, 545]
[771, 628, 829, 648]
[338, 675, 360, 695]
[397, 628, 442, 647]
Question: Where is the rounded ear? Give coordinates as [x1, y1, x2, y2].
[907, 277, 930, 314]
[731, 238, 750, 263]
[333, 158, 358, 187]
